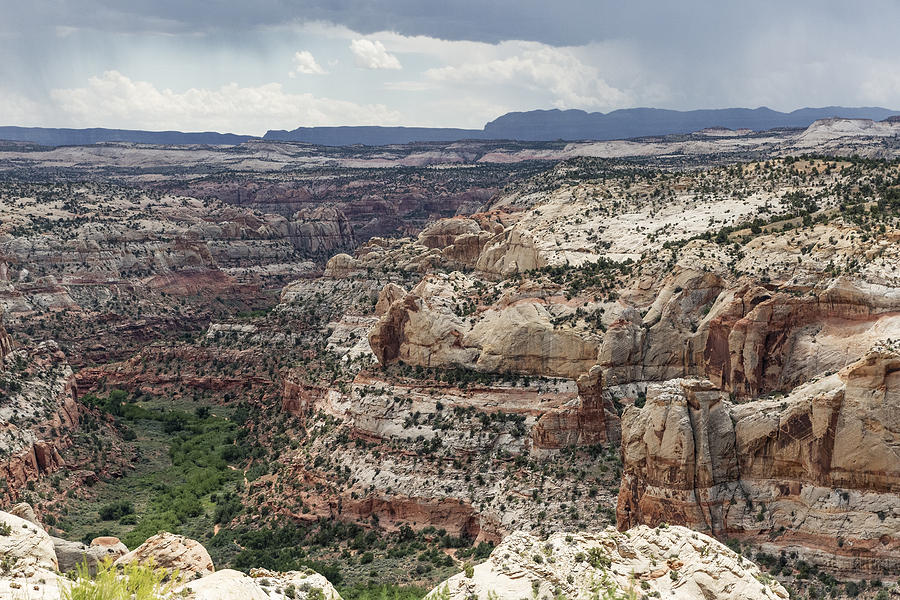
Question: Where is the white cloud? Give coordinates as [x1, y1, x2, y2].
[302, 25, 632, 111]
[0, 90, 43, 125]
[425, 43, 629, 110]
[49, 71, 401, 134]
[350, 39, 401, 70]
[289, 50, 326, 76]
[382, 81, 435, 92]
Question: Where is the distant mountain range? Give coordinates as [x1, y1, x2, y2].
[3, 107, 899, 147]
[0, 126, 254, 147]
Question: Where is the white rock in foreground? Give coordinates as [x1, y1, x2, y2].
[176, 567, 343, 600]
[0, 510, 64, 599]
[427, 525, 787, 600]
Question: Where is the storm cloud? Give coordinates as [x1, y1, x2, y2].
[2, 1, 899, 133]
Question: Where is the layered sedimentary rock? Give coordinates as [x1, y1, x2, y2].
[617, 348, 900, 576]
[369, 273, 602, 379]
[429, 525, 787, 600]
[530, 366, 620, 448]
[601, 266, 900, 399]
[291, 206, 355, 254]
[276, 363, 616, 540]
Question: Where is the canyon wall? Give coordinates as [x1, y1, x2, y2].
[617, 348, 900, 576]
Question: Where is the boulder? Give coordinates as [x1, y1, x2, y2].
[114, 532, 214, 578]
[8, 502, 40, 526]
[91, 536, 129, 555]
[52, 534, 130, 573]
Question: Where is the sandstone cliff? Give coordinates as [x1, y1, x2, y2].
[368, 273, 603, 379]
[617, 347, 900, 576]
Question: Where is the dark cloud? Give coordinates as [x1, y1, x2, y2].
[2, 0, 900, 130]
[4, 0, 894, 47]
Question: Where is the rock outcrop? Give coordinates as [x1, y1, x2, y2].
[114, 532, 215, 578]
[53, 535, 129, 573]
[177, 568, 342, 600]
[291, 206, 355, 254]
[474, 228, 545, 276]
[369, 274, 602, 379]
[617, 348, 900, 576]
[0, 510, 63, 598]
[601, 269, 900, 399]
[0, 523, 343, 600]
[531, 366, 620, 448]
[428, 525, 787, 600]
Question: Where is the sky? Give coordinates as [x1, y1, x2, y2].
[2, 1, 900, 135]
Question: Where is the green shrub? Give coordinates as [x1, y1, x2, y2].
[587, 547, 611, 569]
[339, 583, 428, 600]
[63, 558, 181, 600]
[98, 500, 134, 521]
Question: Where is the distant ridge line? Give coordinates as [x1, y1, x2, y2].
[2, 107, 899, 147]
[0, 126, 254, 147]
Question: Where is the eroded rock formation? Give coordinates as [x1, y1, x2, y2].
[531, 366, 620, 448]
[369, 274, 602, 379]
[617, 348, 900, 576]
[601, 268, 900, 399]
[0, 512, 343, 600]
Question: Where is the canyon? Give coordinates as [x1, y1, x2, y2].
[0, 119, 898, 599]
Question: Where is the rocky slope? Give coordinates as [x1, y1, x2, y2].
[2, 145, 899, 597]
[428, 524, 788, 600]
[0, 336, 82, 505]
[0, 182, 332, 363]
[296, 156, 899, 584]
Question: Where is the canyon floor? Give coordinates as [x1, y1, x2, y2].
[1, 119, 899, 600]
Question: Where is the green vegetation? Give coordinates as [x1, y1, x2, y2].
[339, 583, 429, 600]
[209, 520, 469, 588]
[529, 256, 633, 297]
[62, 559, 182, 600]
[59, 390, 244, 549]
